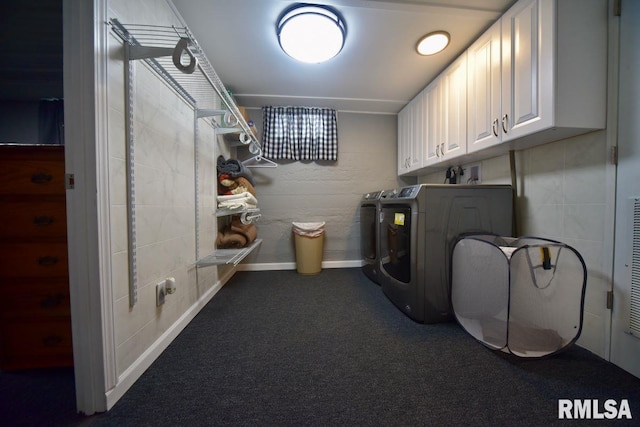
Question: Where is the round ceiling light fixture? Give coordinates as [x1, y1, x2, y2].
[416, 31, 450, 56]
[277, 4, 346, 64]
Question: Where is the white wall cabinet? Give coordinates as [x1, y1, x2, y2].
[467, 0, 607, 154]
[443, 53, 467, 160]
[467, 20, 502, 153]
[400, 0, 607, 176]
[397, 91, 424, 174]
[423, 79, 441, 166]
[422, 54, 467, 168]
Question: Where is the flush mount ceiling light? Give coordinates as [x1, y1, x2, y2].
[416, 31, 450, 56]
[277, 4, 346, 64]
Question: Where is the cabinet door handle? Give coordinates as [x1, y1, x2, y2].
[441, 143, 445, 157]
[492, 118, 499, 137]
[436, 144, 440, 157]
[38, 256, 59, 266]
[31, 173, 53, 184]
[33, 216, 55, 227]
[502, 114, 509, 134]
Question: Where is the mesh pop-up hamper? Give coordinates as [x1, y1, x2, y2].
[451, 235, 587, 358]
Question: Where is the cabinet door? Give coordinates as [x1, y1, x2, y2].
[397, 104, 410, 174]
[423, 79, 442, 167]
[467, 20, 502, 153]
[501, 0, 554, 141]
[398, 94, 425, 174]
[443, 53, 467, 159]
[408, 91, 424, 172]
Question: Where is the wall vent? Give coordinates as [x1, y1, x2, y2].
[630, 198, 640, 337]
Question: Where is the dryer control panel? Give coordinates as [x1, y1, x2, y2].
[397, 185, 420, 199]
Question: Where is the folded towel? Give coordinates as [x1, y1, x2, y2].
[217, 155, 255, 185]
[217, 192, 258, 210]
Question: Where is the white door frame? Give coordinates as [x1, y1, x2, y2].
[611, 0, 640, 378]
[63, 0, 116, 414]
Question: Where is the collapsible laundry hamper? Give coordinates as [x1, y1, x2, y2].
[451, 235, 587, 358]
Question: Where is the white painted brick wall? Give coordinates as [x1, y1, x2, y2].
[240, 111, 409, 265]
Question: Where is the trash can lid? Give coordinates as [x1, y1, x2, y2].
[292, 222, 325, 237]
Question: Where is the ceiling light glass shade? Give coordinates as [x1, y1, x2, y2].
[416, 31, 450, 56]
[277, 4, 346, 64]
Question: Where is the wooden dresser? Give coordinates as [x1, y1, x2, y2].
[0, 144, 73, 370]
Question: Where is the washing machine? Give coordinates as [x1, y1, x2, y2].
[360, 189, 396, 284]
[378, 184, 513, 323]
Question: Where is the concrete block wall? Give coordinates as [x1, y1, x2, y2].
[240, 110, 410, 267]
[107, 0, 228, 377]
[419, 130, 611, 358]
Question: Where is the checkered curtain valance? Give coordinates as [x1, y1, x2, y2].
[262, 106, 338, 161]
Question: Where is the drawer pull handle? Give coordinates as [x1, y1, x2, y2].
[43, 335, 63, 347]
[38, 256, 59, 266]
[40, 293, 65, 309]
[31, 173, 53, 184]
[33, 216, 55, 226]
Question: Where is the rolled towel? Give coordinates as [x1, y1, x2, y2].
[234, 177, 256, 197]
[218, 174, 256, 197]
[231, 218, 258, 244]
[217, 155, 255, 185]
[216, 229, 248, 249]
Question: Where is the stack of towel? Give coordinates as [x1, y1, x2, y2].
[216, 156, 259, 249]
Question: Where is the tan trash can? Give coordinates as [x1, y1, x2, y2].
[292, 222, 325, 275]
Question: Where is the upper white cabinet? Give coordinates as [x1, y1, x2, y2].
[443, 52, 467, 159]
[422, 53, 467, 168]
[397, 91, 425, 174]
[467, 0, 607, 153]
[467, 20, 502, 152]
[423, 78, 442, 166]
[399, 0, 607, 176]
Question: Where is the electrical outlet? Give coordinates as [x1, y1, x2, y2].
[463, 163, 482, 184]
[156, 281, 166, 306]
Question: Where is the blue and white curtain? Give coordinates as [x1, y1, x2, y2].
[262, 106, 338, 161]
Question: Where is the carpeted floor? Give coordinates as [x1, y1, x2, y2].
[3, 268, 639, 426]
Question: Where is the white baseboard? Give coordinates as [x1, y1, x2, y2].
[237, 260, 364, 272]
[105, 266, 237, 409]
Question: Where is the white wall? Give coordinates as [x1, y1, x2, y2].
[106, 0, 230, 379]
[419, 130, 611, 357]
[239, 111, 410, 267]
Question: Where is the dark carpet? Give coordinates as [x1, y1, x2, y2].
[3, 268, 639, 426]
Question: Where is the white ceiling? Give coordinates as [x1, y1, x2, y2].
[170, 0, 516, 114]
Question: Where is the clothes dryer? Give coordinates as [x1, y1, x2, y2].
[378, 184, 513, 323]
[360, 189, 396, 284]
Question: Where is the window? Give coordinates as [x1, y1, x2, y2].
[262, 106, 338, 161]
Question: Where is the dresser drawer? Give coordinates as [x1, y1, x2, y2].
[0, 280, 70, 319]
[0, 146, 65, 196]
[0, 319, 73, 369]
[0, 200, 67, 239]
[0, 243, 69, 278]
